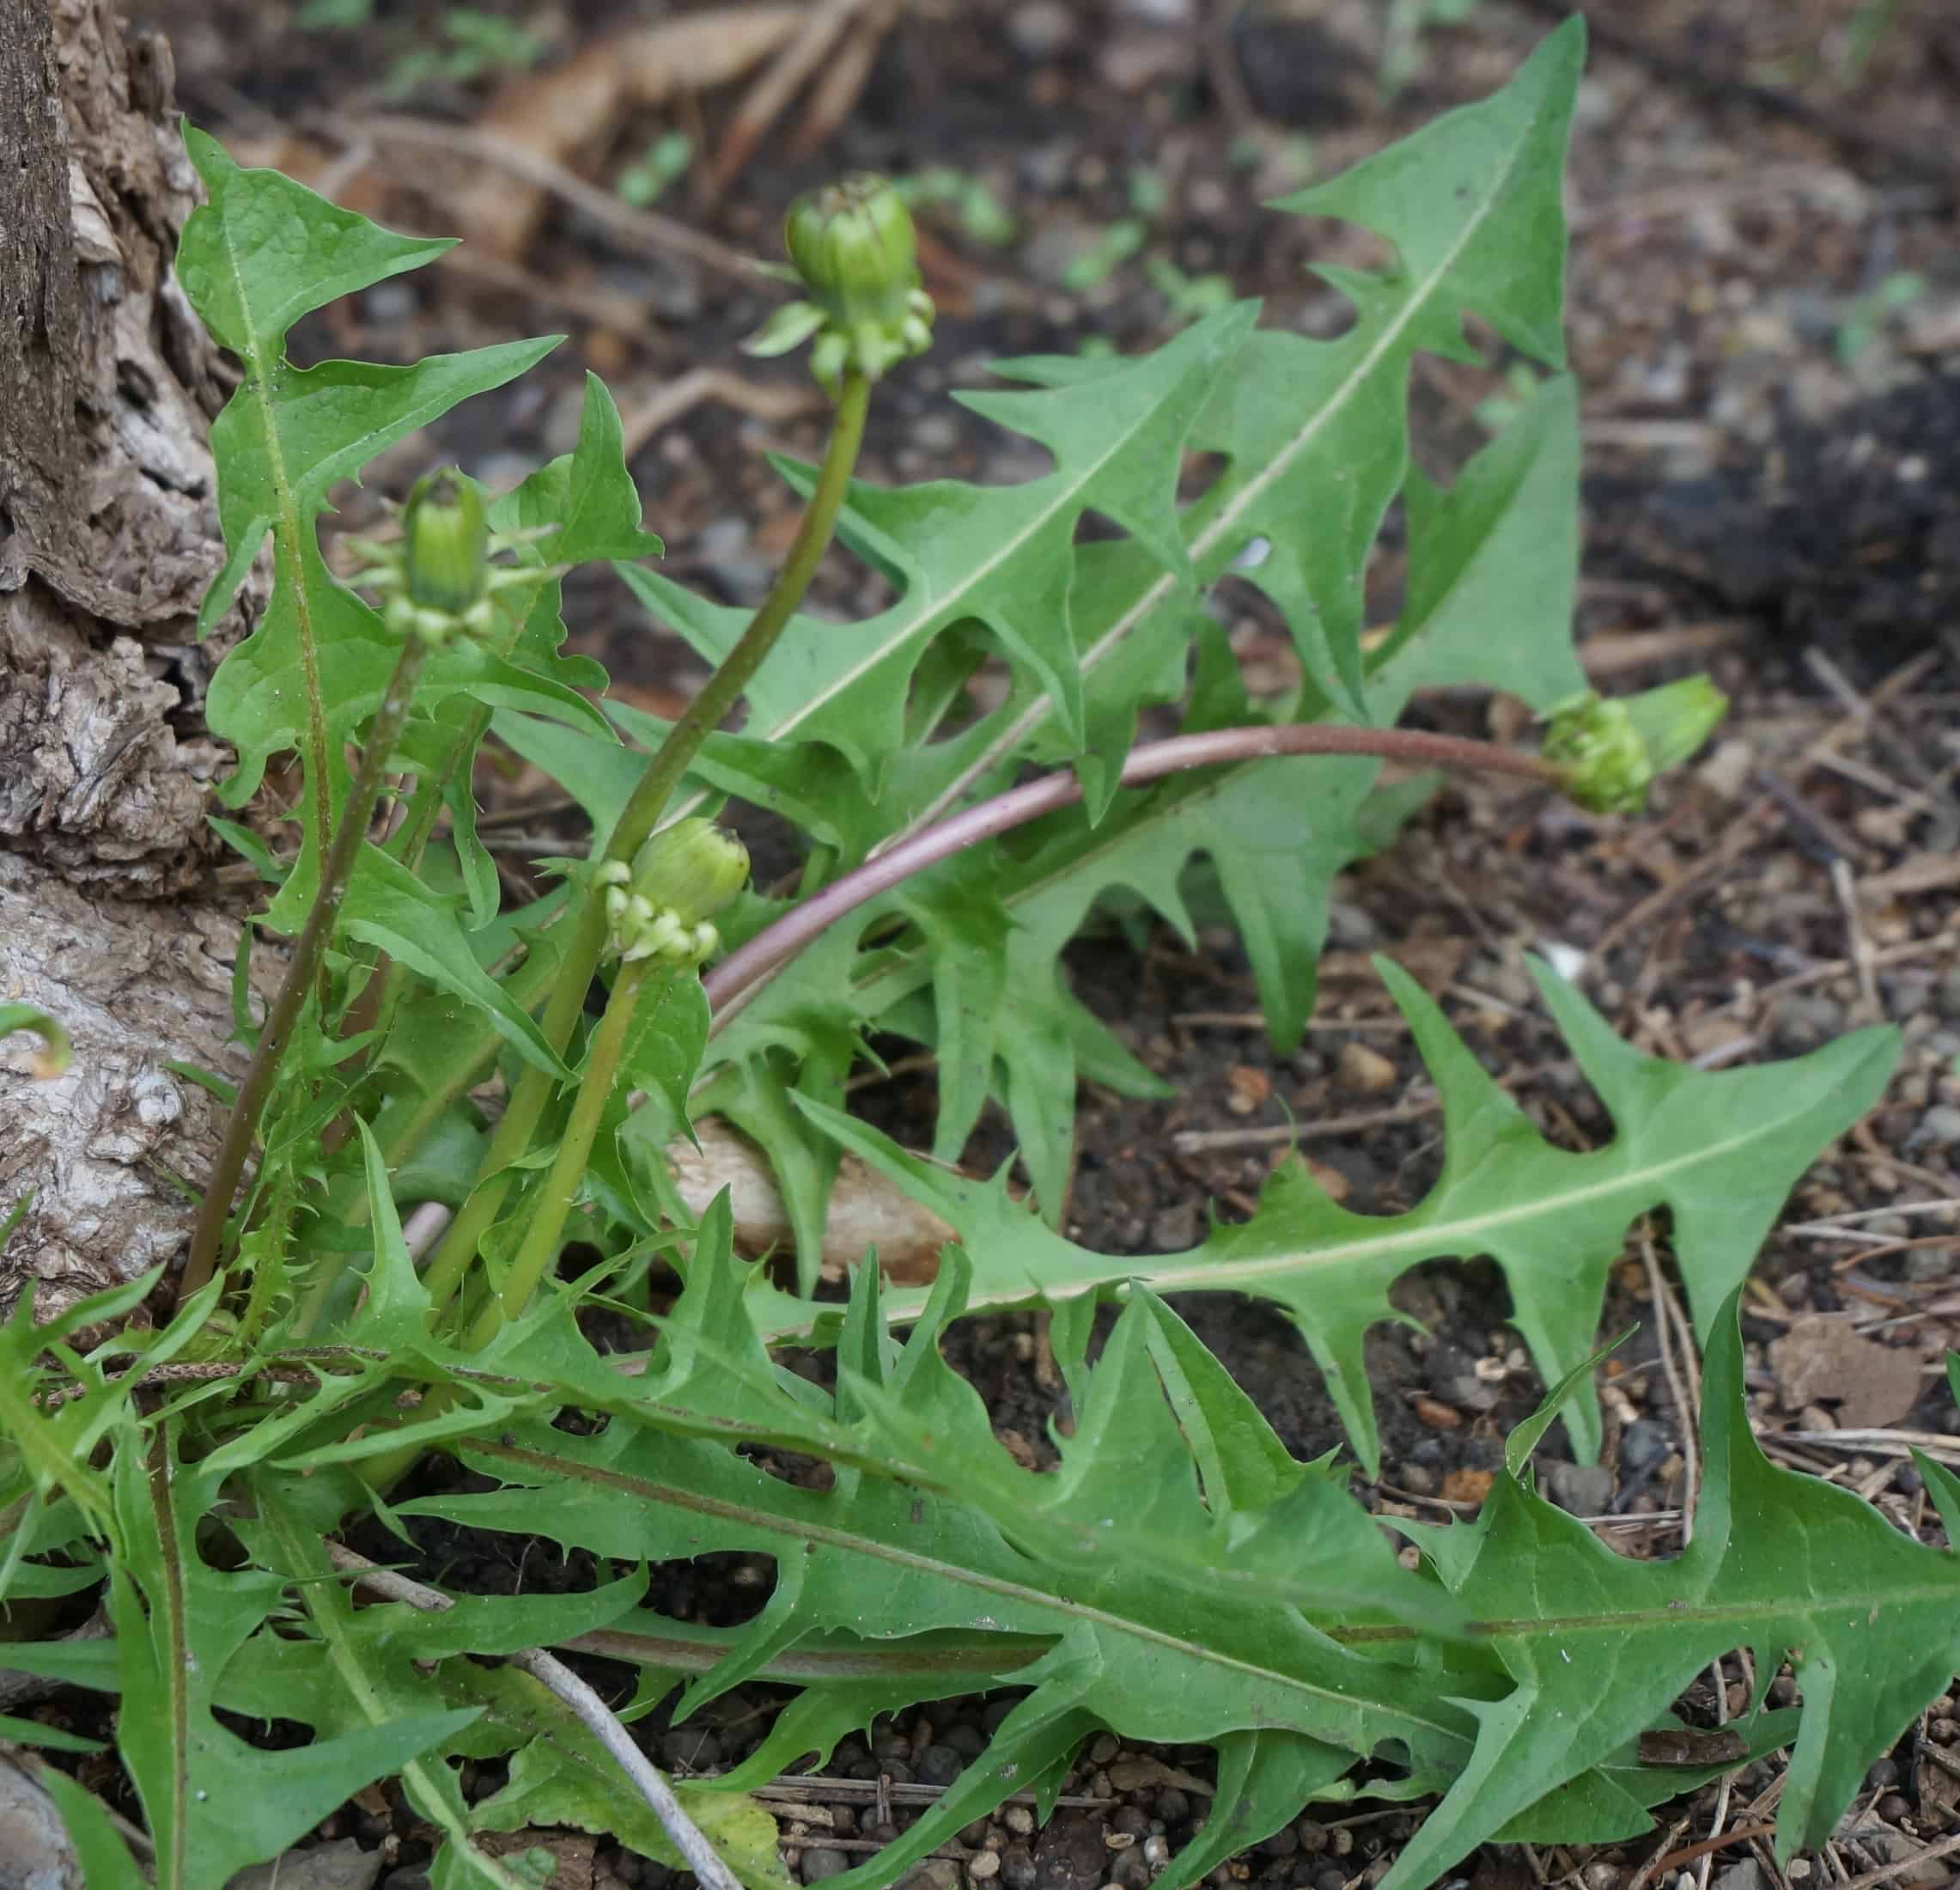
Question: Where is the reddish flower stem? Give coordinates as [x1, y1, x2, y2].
[703, 722, 1566, 1030]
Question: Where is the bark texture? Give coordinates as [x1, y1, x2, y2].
[0, 852, 250, 1322]
[1, 0, 262, 894]
[2, 1, 265, 1314]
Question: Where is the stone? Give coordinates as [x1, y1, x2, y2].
[1007, 1, 1077, 59]
[1149, 1202, 1199, 1252]
[1549, 1460, 1616, 1516]
[229, 1841, 385, 1890]
[1336, 1040, 1398, 1094]
[916, 1742, 966, 1786]
[1771, 994, 1845, 1053]
[1324, 900, 1376, 948]
[1910, 1104, 1960, 1153]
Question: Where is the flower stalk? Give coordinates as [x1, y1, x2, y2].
[704, 722, 1570, 1030]
[179, 631, 431, 1302]
[420, 369, 873, 1320]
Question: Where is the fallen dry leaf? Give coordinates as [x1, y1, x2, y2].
[1319, 936, 1470, 996]
[455, 6, 807, 259]
[1769, 1314, 1921, 1430]
[667, 1117, 952, 1284]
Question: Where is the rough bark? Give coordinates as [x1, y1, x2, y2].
[2, 0, 263, 894]
[1, 0, 266, 1315]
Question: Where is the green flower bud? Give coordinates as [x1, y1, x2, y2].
[785, 174, 922, 333]
[632, 818, 749, 925]
[1544, 677, 1727, 816]
[595, 819, 750, 965]
[754, 175, 936, 387]
[401, 471, 490, 617]
[1543, 693, 1651, 816]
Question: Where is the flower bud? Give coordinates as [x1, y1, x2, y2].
[598, 820, 750, 963]
[754, 175, 936, 387]
[784, 175, 922, 334]
[401, 471, 490, 616]
[630, 818, 749, 928]
[1544, 677, 1726, 816]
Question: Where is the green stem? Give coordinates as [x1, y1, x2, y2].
[285, 933, 564, 1344]
[177, 635, 430, 1305]
[420, 369, 873, 1319]
[466, 957, 650, 1350]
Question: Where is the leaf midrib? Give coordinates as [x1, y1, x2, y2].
[145, 1431, 191, 1890]
[222, 228, 333, 851]
[764, 1037, 1886, 1342]
[891, 83, 1534, 845]
[473, 1438, 1466, 1749]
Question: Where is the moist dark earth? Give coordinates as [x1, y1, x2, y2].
[88, 0, 1960, 1885]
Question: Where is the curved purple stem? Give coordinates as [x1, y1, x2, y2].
[703, 721, 1564, 1031]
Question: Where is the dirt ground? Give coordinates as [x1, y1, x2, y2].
[112, 1, 1960, 1886]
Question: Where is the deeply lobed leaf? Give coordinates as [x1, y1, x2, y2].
[789, 962, 1897, 1470]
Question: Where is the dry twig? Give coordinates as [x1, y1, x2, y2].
[326, 1545, 741, 1890]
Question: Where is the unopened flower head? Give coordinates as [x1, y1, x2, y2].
[594, 818, 750, 966]
[402, 472, 490, 616]
[348, 468, 561, 646]
[746, 174, 935, 387]
[1545, 677, 1726, 816]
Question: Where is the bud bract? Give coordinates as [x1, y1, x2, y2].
[402, 472, 490, 616]
[1622, 675, 1728, 777]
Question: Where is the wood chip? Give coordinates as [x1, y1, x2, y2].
[667, 1117, 951, 1283]
[1336, 1041, 1399, 1095]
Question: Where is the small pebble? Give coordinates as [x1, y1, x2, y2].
[1004, 1807, 1035, 1838]
[1909, 1103, 1960, 1152]
[1336, 1040, 1398, 1094]
[898, 1863, 961, 1890]
[661, 1728, 721, 1771]
[1549, 1460, 1616, 1515]
[1150, 1202, 1199, 1252]
[1620, 1418, 1672, 1472]
[1007, 0, 1077, 58]
[1325, 900, 1377, 948]
[800, 1850, 852, 1884]
[1771, 994, 1844, 1053]
[969, 1850, 1001, 1882]
[917, 1744, 967, 1787]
